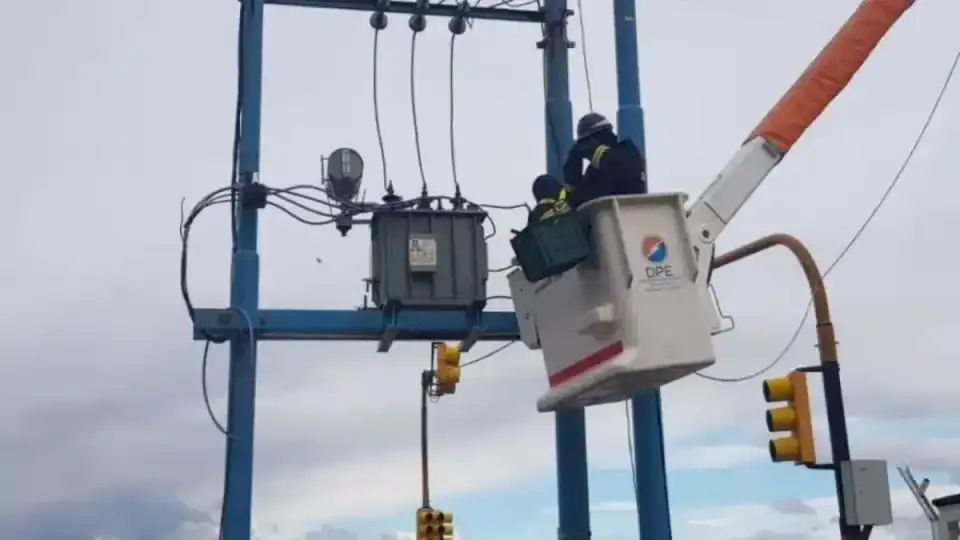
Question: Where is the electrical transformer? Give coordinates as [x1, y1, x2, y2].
[369, 208, 489, 310]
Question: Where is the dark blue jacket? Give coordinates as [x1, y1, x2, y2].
[566, 138, 647, 209]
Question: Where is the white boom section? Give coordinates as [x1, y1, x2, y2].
[687, 137, 783, 331]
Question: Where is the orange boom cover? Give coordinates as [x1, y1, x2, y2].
[749, 0, 914, 153]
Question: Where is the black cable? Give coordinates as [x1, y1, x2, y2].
[480, 0, 538, 8]
[461, 341, 517, 367]
[448, 34, 462, 196]
[180, 190, 234, 345]
[410, 32, 429, 193]
[202, 340, 231, 437]
[229, 4, 245, 253]
[696, 44, 960, 384]
[269, 192, 339, 219]
[372, 28, 390, 192]
[575, 0, 593, 111]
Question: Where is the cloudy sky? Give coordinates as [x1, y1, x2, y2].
[3, 0, 960, 538]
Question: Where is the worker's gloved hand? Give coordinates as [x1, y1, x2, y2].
[563, 149, 585, 187]
[570, 137, 594, 160]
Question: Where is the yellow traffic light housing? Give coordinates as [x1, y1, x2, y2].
[417, 507, 439, 540]
[763, 371, 815, 464]
[435, 343, 461, 395]
[417, 507, 453, 540]
[437, 510, 453, 539]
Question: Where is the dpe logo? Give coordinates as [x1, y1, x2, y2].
[642, 235, 668, 263]
[642, 235, 674, 279]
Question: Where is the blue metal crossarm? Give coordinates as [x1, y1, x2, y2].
[193, 308, 521, 342]
[262, 0, 547, 23]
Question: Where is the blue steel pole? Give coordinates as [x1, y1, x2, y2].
[222, 1, 264, 539]
[611, 0, 673, 538]
[541, 1, 591, 538]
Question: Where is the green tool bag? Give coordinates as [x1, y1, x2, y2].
[510, 211, 594, 283]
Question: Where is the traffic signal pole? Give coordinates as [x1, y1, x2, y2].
[421, 360, 433, 509]
[712, 233, 861, 540]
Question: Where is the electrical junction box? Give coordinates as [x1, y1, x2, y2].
[370, 208, 489, 310]
[840, 459, 894, 527]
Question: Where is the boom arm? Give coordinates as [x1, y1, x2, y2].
[898, 465, 938, 521]
[687, 0, 916, 292]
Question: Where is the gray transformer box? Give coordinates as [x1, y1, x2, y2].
[370, 208, 489, 309]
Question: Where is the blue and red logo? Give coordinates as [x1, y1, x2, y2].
[642, 235, 667, 263]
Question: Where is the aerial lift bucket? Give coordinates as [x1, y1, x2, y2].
[508, 193, 716, 412]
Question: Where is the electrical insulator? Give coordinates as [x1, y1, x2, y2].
[435, 343, 461, 396]
[763, 371, 816, 464]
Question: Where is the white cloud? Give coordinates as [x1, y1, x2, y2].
[677, 484, 960, 540]
[588, 483, 960, 540]
[669, 443, 768, 470]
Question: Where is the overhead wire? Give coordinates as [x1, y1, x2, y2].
[372, 28, 390, 192]
[461, 341, 518, 367]
[448, 34, 462, 196]
[575, 0, 594, 111]
[410, 32, 429, 193]
[696, 44, 960, 384]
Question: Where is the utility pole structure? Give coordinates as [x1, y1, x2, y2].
[191, 1, 657, 539]
[539, 1, 591, 538]
[610, 0, 673, 537]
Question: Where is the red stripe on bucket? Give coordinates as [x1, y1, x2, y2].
[548, 340, 624, 388]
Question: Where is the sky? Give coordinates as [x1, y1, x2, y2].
[2, 0, 960, 539]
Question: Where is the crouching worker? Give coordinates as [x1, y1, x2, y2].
[528, 174, 570, 224]
[563, 112, 647, 209]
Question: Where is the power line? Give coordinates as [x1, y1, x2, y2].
[461, 341, 517, 367]
[575, 0, 594, 111]
[409, 31, 429, 193]
[696, 44, 960, 384]
[448, 34, 462, 196]
[371, 26, 390, 192]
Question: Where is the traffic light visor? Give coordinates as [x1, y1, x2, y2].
[766, 406, 797, 431]
[769, 437, 801, 462]
[438, 343, 460, 364]
[763, 377, 794, 402]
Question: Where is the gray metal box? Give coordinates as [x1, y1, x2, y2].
[840, 459, 894, 527]
[370, 208, 489, 309]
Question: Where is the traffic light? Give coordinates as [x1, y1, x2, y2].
[435, 343, 461, 396]
[417, 507, 437, 540]
[437, 510, 453, 540]
[416, 507, 453, 540]
[763, 371, 815, 464]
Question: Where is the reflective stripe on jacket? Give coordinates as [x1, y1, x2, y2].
[530, 188, 570, 223]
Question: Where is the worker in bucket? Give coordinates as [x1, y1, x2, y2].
[527, 173, 570, 224]
[563, 112, 647, 208]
